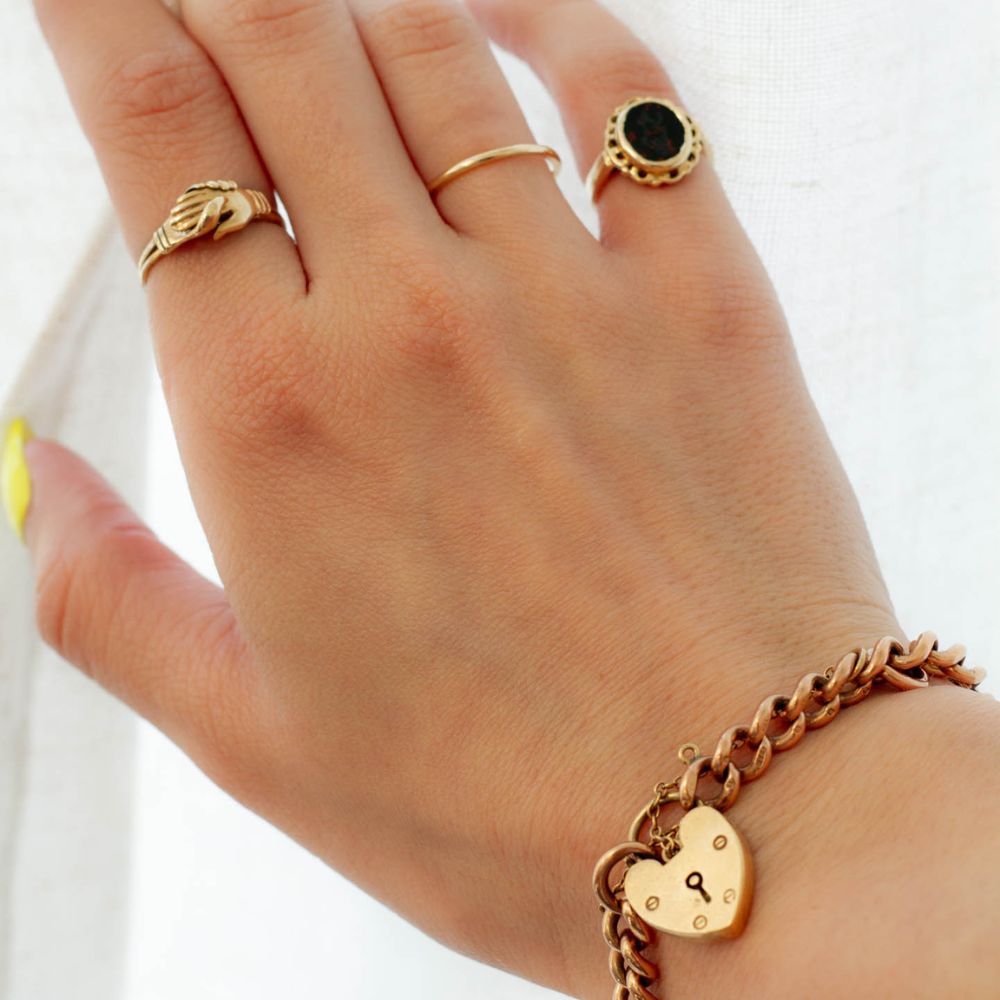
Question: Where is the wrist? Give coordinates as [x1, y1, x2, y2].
[561, 621, 996, 999]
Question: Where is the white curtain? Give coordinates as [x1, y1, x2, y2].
[1, 1, 996, 998]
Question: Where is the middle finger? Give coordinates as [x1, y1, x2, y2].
[348, 0, 581, 239]
[180, 0, 442, 274]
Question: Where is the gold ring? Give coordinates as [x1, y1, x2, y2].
[587, 97, 706, 203]
[426, 143, 561, 195]
[138, 180, 286, 285]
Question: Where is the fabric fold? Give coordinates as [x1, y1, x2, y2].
[0, 218, 151, 1000]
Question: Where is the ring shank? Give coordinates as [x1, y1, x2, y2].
[586, 152, 616, 203]
[137, 211, 284, 284]
[426, 143, 562, 195]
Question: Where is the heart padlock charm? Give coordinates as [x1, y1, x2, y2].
[623, 805, 754, 939]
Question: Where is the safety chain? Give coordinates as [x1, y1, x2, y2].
[591, 631, 986, 1000]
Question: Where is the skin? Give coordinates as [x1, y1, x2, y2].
[19, 0, 1000, 996]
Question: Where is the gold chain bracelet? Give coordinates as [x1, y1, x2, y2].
[591, 631, 987, 1000]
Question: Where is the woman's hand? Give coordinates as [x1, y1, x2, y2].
[18, 0, 1000, 997]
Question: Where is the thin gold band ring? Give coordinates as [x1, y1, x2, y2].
[426, 143, 561, 195]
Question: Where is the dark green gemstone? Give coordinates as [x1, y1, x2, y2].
[622, 102, 687, 162]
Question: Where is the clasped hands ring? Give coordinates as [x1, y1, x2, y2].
[137, 180, 285, 284]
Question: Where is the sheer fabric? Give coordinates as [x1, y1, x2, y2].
[1, 1, 996, 997]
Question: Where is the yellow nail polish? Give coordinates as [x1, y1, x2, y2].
[2, 417, 35, 543]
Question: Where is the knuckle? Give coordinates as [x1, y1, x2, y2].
[34, 553, 80, 668]
[375, 265, 492, 382]
[366, 1, 477, 68]
[518, 0, 582, 46]
[93, 45, 225, 153]
[673, 260, 789, 361]
[213, 0, 329, 56]
[34, 515, 151, 678]
[206, 317, 335, 446]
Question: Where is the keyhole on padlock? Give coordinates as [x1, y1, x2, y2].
[686, 871, 711, 903]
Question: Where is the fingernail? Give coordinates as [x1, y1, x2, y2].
[2, 417, 35, 543]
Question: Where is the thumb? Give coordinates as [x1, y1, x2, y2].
[3, 417, 258, 769]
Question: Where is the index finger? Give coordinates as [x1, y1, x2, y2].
[34, 0, 306, 336]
